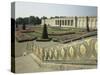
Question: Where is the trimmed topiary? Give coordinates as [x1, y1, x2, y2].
[42, 24, 48, 39]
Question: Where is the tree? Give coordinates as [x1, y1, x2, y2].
[35, 16, 41, 24]
[55, 16, 59, 18]
[22, 17, 29, 30]
[23, 17, 29, 25]
[16, 17, 23, 25]
[16, 16, 41, 25]
[14, 19, 18, 28]
[22, 23, 26, 30]
[50, 16, 54, 19]
[41, 16, 47, 19]
[86, 16, 90, 32]
[29, 16, 36, 25]
[42, 24, 48, 39]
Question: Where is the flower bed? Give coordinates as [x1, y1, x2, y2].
[48, 32, 75, 36]
[20, 29, 35, 33]
[16, 31, 37, 42]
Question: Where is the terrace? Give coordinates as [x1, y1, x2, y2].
[15, 25, 97, 72]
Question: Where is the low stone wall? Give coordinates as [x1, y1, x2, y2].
[31, 36, 97, 65]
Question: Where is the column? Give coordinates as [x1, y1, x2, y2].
[75, 16, 77, 28]
[61, 20, 63, 25]
[70, 20, 71, 26]
[55, 20, 56, 25]
[68, 19, 69, 26]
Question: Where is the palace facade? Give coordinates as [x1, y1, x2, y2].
[41, 16, 97, 30]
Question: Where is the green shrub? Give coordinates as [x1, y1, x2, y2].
[42, 24, 48, 39]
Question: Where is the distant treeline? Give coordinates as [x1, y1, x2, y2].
[16, 16, 48, 25]
[15, 16, 64, 25]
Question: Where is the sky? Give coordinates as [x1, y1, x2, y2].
[15, 2, 97, 18]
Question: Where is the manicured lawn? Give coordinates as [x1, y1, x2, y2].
[16, 26, 91, 42]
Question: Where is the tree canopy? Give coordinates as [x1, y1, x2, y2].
[16, 16, 42, 25]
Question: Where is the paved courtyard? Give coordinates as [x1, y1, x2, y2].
[15, 53, 97, 73]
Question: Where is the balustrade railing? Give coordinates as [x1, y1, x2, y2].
[26, 37, 97, 64]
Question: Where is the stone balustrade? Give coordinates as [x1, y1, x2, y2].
[27, 36, 97, 64]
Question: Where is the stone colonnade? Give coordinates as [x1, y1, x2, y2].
[42, 16, 97, 30]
